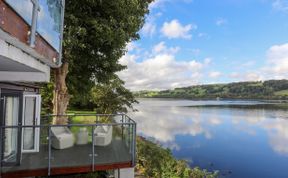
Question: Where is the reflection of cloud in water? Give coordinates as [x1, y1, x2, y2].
[132, 99, 288, 156]
[130, 105, 213, 149]
[230, 109, 288, 156]
[208, 117, 222, 125]
[263, 119, 288, 156]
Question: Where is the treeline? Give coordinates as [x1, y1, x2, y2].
[134, 80, 288, 100]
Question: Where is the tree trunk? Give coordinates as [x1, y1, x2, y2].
[52, 62, 70, 124]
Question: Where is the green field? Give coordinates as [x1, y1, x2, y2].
[274, 90, 288, 96]
[134, 80, 288, 100]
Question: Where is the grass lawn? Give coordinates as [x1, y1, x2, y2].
[65, 110, 123, 143]
[274, 90, 288, 96]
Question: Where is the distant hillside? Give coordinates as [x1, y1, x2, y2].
[134, 80, 288, 100]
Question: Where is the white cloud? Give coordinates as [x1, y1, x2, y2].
[272, 0, 288, 13]
[149, 0, 168, 9]
[229, 72, 241, 79]
[161, 19, 196, 39]
[209, 71, 222, 78]
[118, 48, 207, 90]
[228, 43, 288, 82]
[204, 58, 212, 65]
[126, 42, 138, 52]
[229, 72, 262, 81]
[153, 41, 180, 54]
[265, 43, 288, 76]
[141, 7, 164, 37]
[141, 20, 157, 37]
[216, 18, 227, 26]
[149, 0, 193, 9]
[245, 72, 262, 81]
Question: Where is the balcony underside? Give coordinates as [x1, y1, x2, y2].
[1, 140, 132, 178]
[0, 37, 50, 82]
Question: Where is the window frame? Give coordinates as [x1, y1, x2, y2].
[21, 94, 41, 153]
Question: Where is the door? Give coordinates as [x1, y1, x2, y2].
[0, 91, 22, 166]
[22, 95, 41, 153]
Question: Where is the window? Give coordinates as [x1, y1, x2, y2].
[22, 95, 41, 153]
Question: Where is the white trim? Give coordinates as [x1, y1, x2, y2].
[0, 72, 50, 82]
[0, 37, 51, 72]
[22, 95, 41, 153]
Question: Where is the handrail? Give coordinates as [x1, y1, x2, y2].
[0, 113, 137, 176]
[0, 123, 135, 129]
[43, 113, 126, 117]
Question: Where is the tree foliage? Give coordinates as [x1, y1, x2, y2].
[136, 137, 218, 178]
[64, 0, 151, 106]
[89, 76, 138, 114]
[42, 0, 151, 115]
[135, 80, 288, 100]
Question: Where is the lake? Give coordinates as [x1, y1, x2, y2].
[129, 98, 288, 178]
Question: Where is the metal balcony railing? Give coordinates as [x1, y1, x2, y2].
[0, 113, 136, 177]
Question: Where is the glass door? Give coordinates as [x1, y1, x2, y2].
[22, 95, 41, 153]
[0, 92, 22, 166]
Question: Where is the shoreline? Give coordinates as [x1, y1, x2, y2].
[135, 97, 288, 103]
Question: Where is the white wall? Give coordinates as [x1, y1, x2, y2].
[0, 38, 50, 82]
[114, 168, 135, 178]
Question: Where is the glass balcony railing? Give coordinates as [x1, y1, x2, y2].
[4, 0, 64, 54]
[5, 0, 33, 24]
[0, 114, 136, 177]
[37, 0, 63, 51]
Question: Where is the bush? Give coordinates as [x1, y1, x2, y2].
[136, 137, 218, 178]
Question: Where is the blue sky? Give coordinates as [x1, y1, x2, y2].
[118, 0, 288, 90]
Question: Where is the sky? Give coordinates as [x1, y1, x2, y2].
[118, 0, 288, 91]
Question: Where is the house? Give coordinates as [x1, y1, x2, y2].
[0, 0, 135, 177]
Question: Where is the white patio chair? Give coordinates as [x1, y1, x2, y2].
[93, 125, 113, 146]
[51, 127, 74, 149]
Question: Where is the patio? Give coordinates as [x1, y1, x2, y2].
[0, 114, 136, 177]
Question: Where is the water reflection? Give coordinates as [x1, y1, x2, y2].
[131, 106, 212, 148]
[130, 98, 288, 157]
[130, 98, 288, 177]
[263, 119, 288, 155]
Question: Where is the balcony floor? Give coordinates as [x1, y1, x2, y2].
[2, 139, 132, 177]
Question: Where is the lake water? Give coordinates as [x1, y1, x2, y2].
[129, 98, 288, 178]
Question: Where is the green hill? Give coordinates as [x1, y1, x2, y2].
[134, 80, 288, 100]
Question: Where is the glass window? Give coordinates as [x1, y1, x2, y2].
[3, 97, 19, 162]
[23, 97, 36, 150]
[22, 95, 41, 153]
[5, 0, 33, 24]
[37, 0, 62, 51]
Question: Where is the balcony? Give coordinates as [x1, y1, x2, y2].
[0, 0, 65, 82]
[0, 114, 136, 178]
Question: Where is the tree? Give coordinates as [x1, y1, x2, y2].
[89, 76, 138, 120]
[52, 0, 151, 124]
